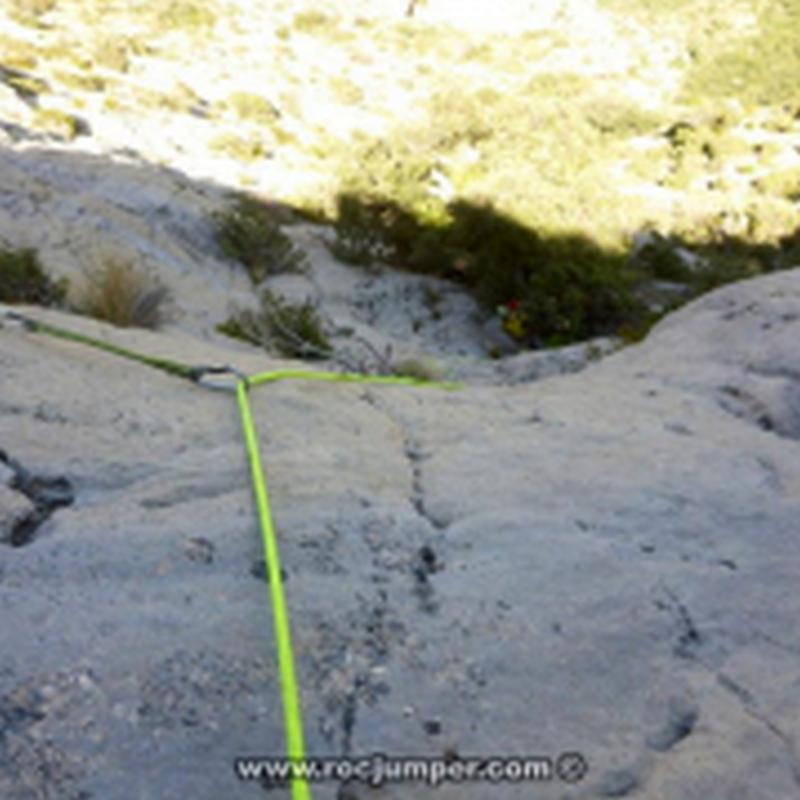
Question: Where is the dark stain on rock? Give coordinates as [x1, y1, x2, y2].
[599, 768, 640, 797]
[341, 690, 357, 755]
[655, 587, 703, 659]
[423, 718, 442, 736]
[183, 537, 215, 564]
[250, 558, 288, 583]
[412, 545, 442, 613]
[646, 696, 698, 752]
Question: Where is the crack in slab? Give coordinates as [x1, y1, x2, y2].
[654, 585, 703, 659]
[716, 671, 800, 788]
[0, 448, 74, 547]
[358, 391, 446, 531]
[654, 586, 800, 788]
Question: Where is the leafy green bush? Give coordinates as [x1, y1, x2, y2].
[754, 167, 800, 201]
[7, 0, 57, 25]
[9, 0, 57, 13]
[214, 195, 307, 282]
[0, 35, 39, 70]
[75, 259, 172, 329]
[292, 10, 336, 34]
[156, 1, 215, 32]
[218, 290, 331, 360]
[391, 356, 444, 381]
[329, 194, 397, 266]
[54, 69, 106, 92]
[633, 234, 695, 282]
[92, 38, 132, 72]
[32, 108, 84, 139]
[0, 248, 66, 305]
[331, 194, 643, 344]
[329, 75, 364, 105]
[210, 131, 266, 161]
[224, 91, 280, 124]
[2, 71, 49, 101]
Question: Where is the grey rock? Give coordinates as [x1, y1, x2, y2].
[1, 148, 799, 799]
[0, 485, 35, 545]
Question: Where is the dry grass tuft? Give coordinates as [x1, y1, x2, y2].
[75, 259, 173, 329]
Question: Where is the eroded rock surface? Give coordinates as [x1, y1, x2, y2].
[1, 267, 799, 799]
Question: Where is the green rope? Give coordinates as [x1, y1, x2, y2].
[237, 379, 311, 800]
[13, 315, 202, 381]
[248, 367, 461, 392]
[3, 312, 462, 799]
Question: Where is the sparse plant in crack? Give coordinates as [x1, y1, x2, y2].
[390, 356, 444, 381]
[214, 195, 307, 283]
[218, 289, 332, 360]
[7, 0, 57, 25]
[0, 247, 67, 306]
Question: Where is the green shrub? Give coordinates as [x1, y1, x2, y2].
[633, 234, 695, 282]
[0, 36, 39, 70]
[329, 194, 394, 266]
[74, 259, 172, 329]
[584, 100, 664, 137]
[214, 195, 307, 282]
[0, 248, 66, 305]
[754, 167, 800, 201]
[54, 69, 106, 92]
[391, 356, 444, 381]
[330, 194, 643, 344]
[92, 38, 132, 72]
[157, 1, 215, 32]
[209, 132, 267, 162]
[292, 10, 335, 34]
[218, 290, 331, 360]
[2, 71, 49, 101]
[31, 108, 84, 139]
[7, 0, 57, 25]
[224, 91, 280, 124]
[329, 76, 364, 105]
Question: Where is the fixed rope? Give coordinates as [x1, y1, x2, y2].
[2, 309, 460, 799]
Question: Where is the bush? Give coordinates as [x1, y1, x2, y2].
[292, 10, 335, 34]
[633, 233, 695, 282]
[214, 195, 307, 282]
[0, 248, 66, 305]
[74, 259, 172, 329]
[7, 0, 57, 24]
[54, 69, 106, 92]
[32, 108, 84, 139]
[3, 71, 49, 101]
[330, 195, 643, 344]
[156, 1, 215, 32]
[224, 92, 280, 124]
[209, 132, 266, 161]
[218, 290, 331, 360]
[391, 356, 444, 381]
[92, 38, 131, 72]
[329, 195, 396, 266]
[0, 36, 39, 70]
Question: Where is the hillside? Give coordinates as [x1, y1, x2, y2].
[1, 2, 800, 799]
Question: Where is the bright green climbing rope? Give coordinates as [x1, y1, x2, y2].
[1, 310, 461, 800]
[237, 378, 312, 800]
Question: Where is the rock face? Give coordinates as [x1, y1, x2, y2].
[1, 260, 799, 799]
[0, 485, 36, 545]
[2, 4, 798, 797]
